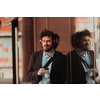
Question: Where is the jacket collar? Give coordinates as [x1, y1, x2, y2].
[41, 50, 60, 58]
[54, 50, 61, 58]
[72, 49, 90, 57]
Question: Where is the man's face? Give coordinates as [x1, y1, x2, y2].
[42, 36, 53, 52]
[79, 36, 91, 51]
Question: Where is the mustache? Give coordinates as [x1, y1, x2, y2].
[85, 44, 89, 46]
[44, 45, 49, 47]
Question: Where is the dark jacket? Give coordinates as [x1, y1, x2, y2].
[27, 50, 66, 84]
[66, 49, 98, 84]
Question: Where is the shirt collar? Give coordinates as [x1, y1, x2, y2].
[43, 50, 55, 58]
[76, 49, 87, 57]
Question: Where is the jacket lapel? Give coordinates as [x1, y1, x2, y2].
[38, 50, 43, 69]
[50, 50, 59, 73]
[87, 50, 94, 68]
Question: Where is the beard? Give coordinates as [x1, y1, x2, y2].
[43, 45, 53, 52]
[79, 44, 89, 51]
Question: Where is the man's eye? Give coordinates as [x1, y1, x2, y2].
[83, 40, 86, 41]
[47, 41, 50, 42]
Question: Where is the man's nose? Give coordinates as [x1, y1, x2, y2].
[86, 41, 90, 45]
[44, 41, 48, 45]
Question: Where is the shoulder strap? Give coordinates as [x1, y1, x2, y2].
[72, 50, 92, 69]
[78, 56, 92, 69]
[43, 57, 54, 69]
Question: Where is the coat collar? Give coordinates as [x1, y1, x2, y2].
[54, 50, 61, 58]
[72, 49, 90, 57]
[41, 50, 61, 58]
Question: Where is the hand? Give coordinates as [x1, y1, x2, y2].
[93, 67, 98, 74]
[37, 68, 46, 76]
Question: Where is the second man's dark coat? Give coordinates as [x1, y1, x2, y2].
[66, 50, 98, 84]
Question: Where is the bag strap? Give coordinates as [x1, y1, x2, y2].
[78, 56, 91, 69]
[72, 50, 92, 69]
[43, 57, 54, 69]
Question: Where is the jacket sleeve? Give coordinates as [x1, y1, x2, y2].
[92, 51, 99, 77]
[58, 55, 66, 84]
[27, 53, 40, 81]
[89, 50, 99, 83]
[65, 53, 70, 84]
[95, 61, 98, 77]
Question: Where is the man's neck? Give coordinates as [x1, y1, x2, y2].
[45, 49, 54, 56]
[77, 48, 86, 55]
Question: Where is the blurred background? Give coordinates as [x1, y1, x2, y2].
[0, 17, 100, 84]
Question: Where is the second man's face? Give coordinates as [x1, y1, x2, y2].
[79, 36, 91, 51]
[42, 36, 53, 52]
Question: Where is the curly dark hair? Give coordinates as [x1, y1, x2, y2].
[40, 29, 59, 49]
[71, 29, 92, 48]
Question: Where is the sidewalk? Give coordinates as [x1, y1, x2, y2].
[0, 78, 31, 84]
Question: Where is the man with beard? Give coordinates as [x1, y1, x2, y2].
[66, 29, 98, 84]
[27, 29, 66, 84]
